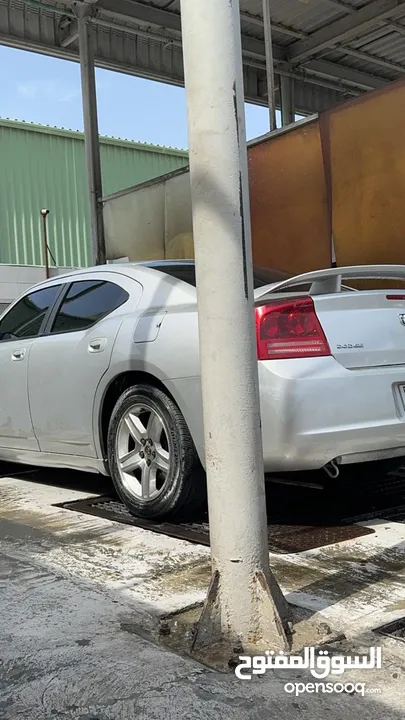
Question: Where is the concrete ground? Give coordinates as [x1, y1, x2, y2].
[1, 468, 405, 719]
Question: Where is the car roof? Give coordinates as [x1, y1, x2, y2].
[30, 259, 291, 295]
[25, 260, 198, 295]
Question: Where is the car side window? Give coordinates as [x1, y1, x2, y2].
[50, 279, 129, 334]
[0, 286, 61, 342]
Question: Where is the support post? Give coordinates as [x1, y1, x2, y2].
[76, 3, 106, 266]
[280, 75, 295, 126]
[262, 0, 277, 131]
[40, 208, 50, 280]
[180, 0, 292, 655]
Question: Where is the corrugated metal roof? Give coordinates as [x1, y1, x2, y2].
[237, 0, 405, 99]
[0, 117, 187, 154]
[4, 0, 404, 117]
[0, 118, 188, 268]
[263, 0, 345, 34]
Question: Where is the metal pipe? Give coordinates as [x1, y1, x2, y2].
[40, 208, 50, 279]
[280, 75, 295, 126]
[262, 0, 277, 131]
[76, 3, 106, 266]
[180, 0, 291, 654]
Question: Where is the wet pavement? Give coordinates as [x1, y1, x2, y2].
[0, 465, 405, 718]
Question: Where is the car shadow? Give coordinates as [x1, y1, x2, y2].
[0, 461, 116, 497]
[5, 460, 405, 529]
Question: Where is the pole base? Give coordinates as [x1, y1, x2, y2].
[158, 595, 344, 673]
[190, 568, 293, 660]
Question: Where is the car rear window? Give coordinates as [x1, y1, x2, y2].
[152, 263, 292, 290]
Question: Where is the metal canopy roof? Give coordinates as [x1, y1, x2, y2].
[1, 0, 405, 115]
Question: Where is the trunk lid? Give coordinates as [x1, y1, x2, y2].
[313, 290, 405, 369]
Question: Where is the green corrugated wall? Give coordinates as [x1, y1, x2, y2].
[0, 119, 188, 267]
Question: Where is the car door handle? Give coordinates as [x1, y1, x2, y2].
[11, 349, 26, 361]
[88, 338, 107, 353]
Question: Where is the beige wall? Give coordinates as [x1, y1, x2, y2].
[103, 170, 193, 262]
[0, 265, 77, 306]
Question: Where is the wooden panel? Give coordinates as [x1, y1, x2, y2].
[248, 120, 331, 274]
[330, 81, 405, 269]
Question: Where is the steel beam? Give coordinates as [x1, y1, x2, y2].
[338, 46, 405, 73]
[280, 75, 295, 125]
[318, 0, 405, 41]
[95, 0, 181, 31]
[240, 10, 307, 40]
[241, 35, 284, 62]
[288, 0, 405, 63]
[75, 2, 106, 266]
[319, 0, 355, 10]
[61, 25, 79, 47]
[305, 59, 387, 89]
[262, 0, 277, 130]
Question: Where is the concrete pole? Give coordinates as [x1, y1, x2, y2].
[76, 3, 106, 266]
[262, 0, 277, 132]
[281, 75, 295, 126]
[180, 0, 292, 655]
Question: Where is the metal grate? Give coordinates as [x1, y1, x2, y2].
[374, 617, 405, 643]
[56, 495, 375, 554]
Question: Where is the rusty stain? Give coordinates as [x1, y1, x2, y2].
[248, 118, 331, 275]
[232, 80, 249, 300]
[329, 80, 405, 272]
[318, 111, 333, 266]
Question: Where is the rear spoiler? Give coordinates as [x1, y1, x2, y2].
[253, 264, 405, 300]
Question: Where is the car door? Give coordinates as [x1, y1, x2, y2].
[28, 272, 142, 458]
[0, 283, 63, 451]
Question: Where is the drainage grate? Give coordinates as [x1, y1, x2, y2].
[343, 503, 405, 524]
[377, 505, 405, 523]
[374, 617, 405, 643]
[319, 469, 405, 525]
[56, 495, 375, 553]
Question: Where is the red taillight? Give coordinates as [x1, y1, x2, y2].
[255, 297, 331, 360]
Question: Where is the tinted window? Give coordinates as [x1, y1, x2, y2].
[0, 286, 60, 341]
[51, 280, 128, 334]
[153, 263, 292, 290]
[157, 265, 197, 286]
[252, 267, 291, 287]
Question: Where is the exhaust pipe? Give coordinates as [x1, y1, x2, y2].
[323, 459, 340, 479]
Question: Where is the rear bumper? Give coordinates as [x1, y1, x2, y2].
[259, 357, 405, 471]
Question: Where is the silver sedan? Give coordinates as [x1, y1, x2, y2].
[1, 260, 405, 520]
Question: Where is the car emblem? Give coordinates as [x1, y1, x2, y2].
[400, 314, 405, 326]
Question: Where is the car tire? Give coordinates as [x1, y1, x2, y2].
[107, 383, 206, 521]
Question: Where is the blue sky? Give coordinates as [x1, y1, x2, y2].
[0, 44, 277, 149]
